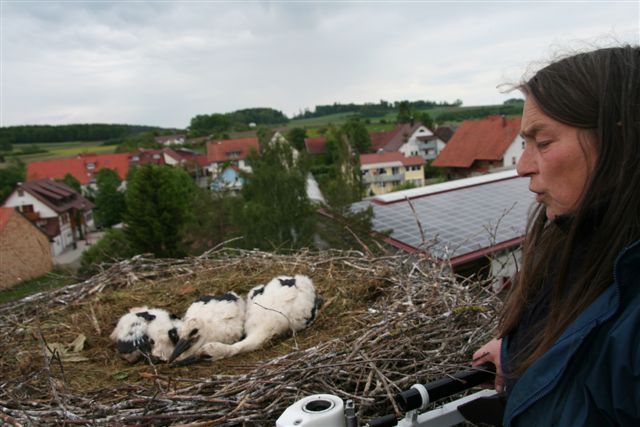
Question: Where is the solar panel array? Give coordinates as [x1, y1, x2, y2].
[352, 177, 535, 260]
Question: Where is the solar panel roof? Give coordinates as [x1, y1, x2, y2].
[352, 173, 535, 262]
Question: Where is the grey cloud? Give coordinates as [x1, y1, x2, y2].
[2, 1, 638, 127]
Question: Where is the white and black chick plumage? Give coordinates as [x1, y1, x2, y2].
[169, 292, 246, 363]
[194, 275, 322, 361]
[110, 306, 182, 363]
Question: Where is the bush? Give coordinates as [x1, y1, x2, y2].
[79, 229, 133, 276]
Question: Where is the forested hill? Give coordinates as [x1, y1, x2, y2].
[294, 99, 463, 119]
[0, 124, 180, 145]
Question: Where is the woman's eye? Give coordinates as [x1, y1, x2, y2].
[536, 140, 552, 149]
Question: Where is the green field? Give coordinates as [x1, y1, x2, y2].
[4, 141, 117, 164]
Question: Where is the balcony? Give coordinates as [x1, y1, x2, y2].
[363, 173, 404, 184]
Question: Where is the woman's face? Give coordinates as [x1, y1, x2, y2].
[517, 98, 598, 220]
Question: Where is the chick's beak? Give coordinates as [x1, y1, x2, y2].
[169, 337, 192, 363]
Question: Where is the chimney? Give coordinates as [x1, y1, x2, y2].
[410, 116, 415, 127]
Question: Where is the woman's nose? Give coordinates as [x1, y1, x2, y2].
[516, 143, 537, 177]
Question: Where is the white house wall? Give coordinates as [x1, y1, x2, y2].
[502, 136, 525, 169]
[163, 153, 180, 166]
[399, 140, 421, 158]
[490, 247, 522, 292]
[3, 191, 58, 219]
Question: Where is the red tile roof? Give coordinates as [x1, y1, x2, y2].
[27, 153, 130, 185]
[370, 128, 398, 151]
[431, 116, 522, 168]
[19, 179, 95, 214]
[360, 152, 425, 167]
[206, 138, 260, 163]
[0, 207, 13, 232]
[370, 123, 427, 152]
[304, 137, 327, 155]
[165, 148, 209, 168]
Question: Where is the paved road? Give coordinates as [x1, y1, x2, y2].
[53, 231, 105, 268]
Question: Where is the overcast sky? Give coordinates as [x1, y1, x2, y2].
[1, 1, 638, 128]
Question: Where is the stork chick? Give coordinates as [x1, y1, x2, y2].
[169, 292, 246, 363]
[110, 306, 182, 363]
[195, 275, 322, 361]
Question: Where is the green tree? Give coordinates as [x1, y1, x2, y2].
[0, 158, 25, 202]
[115, 132, 159, 153]
[416, 111, 435, 130]
[396, 100, 413, 124]
[341, 117, 372, 154]
[232, 131, 315, 251]
[94, 168, 125, 228]
[181, 188, 235, 255]
[79, 229, 133, 276]
[322, 126, 364, 212]
[286, 127, 308, 152]
[124, 164, 197, 257]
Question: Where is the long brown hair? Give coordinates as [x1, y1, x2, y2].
[499, 46, 640, 376]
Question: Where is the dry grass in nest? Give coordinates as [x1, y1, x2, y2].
[0, 248, 501, 426]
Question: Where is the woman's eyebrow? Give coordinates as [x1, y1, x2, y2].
[520, 123, 549, 139]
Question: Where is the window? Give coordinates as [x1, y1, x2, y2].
[21, 204, 34, 213]
[18, 189, 24, 197]
[378, 168, 386, 175]
[521, 141, 525, 149]
[512, 156, 517, 165]
[87, 162, 96, 170]
[391, 167, 399, 175]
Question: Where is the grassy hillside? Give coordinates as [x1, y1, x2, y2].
[0, 141, 118, 167]
[288, 103, 523, 131]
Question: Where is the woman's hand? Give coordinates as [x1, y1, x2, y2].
[473, 338, 505, 393]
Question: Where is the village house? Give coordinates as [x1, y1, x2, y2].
[27, 153, 130, 193]
[154, 133, 186, 146]
[210, 165, 244, 192]
[304, 123, 448, 163]
[0, 207, 53, 289]
[371, 123, 447, 161]
[205, 137, 260, 176]
[360, 152, 425, 196]
[128, 148, 165, 166]
[303, 137, 327, 156]
[2, 180, 95, 257]
[431, 115, 523, 179]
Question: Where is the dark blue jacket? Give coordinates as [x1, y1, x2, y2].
[501, 239, 640, 426]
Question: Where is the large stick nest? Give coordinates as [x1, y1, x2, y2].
[0, 249, 501, 426]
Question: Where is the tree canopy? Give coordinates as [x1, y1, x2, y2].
[124, 164, 197, 258]
[232, 132, 315, 251]
[189, 108, 289, 136]
[293, 99, 462, 119]
[341, 117, 372, 154]
[94, 168, 125, 228]
[0, 158, 25, 202]
[0, 124, 174, 144]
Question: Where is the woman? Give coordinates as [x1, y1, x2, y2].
[473, 46, 640, 426]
